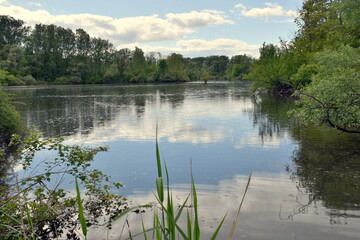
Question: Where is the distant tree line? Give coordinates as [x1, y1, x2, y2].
[0, 15, 254, 85]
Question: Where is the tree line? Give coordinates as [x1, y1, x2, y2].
[0, 15, 253, 85]
[247, 0, 359, 133]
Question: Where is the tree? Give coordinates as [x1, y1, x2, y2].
[248, 42, 299, 94]
[115, 48, 131, 77]
[88, 37, 114, 83]
[75, 28, 91, 58]
[164, 53, 188, 82]
[230, 55, 253, 80]
[293, 0, 359, 54]
[128, 47, 148, 82]
[291, 45, 360, 133]
[0, 15, 29, 49]
[339, 0, 360, 47]
[204, 55, 229, 79]
[0, 45, 28, 76]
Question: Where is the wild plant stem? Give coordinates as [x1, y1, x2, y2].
[229, 173, 252, 240]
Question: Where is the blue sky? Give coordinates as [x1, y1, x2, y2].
[0, 0, 304, 58]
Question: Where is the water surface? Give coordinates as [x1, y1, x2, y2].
[7, 82, 360, 239]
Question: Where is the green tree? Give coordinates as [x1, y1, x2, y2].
[0, 15, 29, 49]
[164, 53, 189, 82]
[230, 55, 253, 80]
[27, 24, 76, 82]
[291, 45, 360, 133]
[293, 0, 359, 54]
[248, 42, 299, 94]
[127, 47, 148, 82]
[184, 57, 205, 81]
[204, 55, 229, 79]
[88, 37, 114, 83]
[115, 48, 131, 77]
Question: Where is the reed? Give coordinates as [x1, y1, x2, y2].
[147, 133, 226, 240]
[75, 177, 87, 239]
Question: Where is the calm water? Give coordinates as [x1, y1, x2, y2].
[6, 82, 360, 239]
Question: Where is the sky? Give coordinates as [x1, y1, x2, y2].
[0, 0, 304, 58]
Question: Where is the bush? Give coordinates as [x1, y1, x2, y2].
[54, 76, 71, 85]
[19, 75, 36, 85]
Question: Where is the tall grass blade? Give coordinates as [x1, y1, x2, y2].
[109, 205, 152, 224]
[24, 203, 35, 240]
[155, 210, 162, 240]
[75, 177, 87, 238]
[156, 177, 164, 203]
[125, 227, 162, 240]
[175, 195, 189, 222]
[164, 162, 176, 240]
[187, 209, 192, 240]
[229, 173, 252, 240]
[210, 214, 227, 240]
[191, 175, 200, 240]
[141, 216, 148, 240]
[167, 194, 175, 240]
[156, 123, 162, 178]
[154, 194, 189, 240]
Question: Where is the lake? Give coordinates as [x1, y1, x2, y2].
[6, 81, 360, 239]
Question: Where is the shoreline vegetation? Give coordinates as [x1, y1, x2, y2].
[0, 1, 359, 134]
[0, 15, 253, 86]
[0, 0, 359, 239]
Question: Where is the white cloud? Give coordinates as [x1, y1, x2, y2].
[26, 2, 41, 7]
[90, 172, 340, 240]
[0, 0, 9, 5]
[235, 2, 297, 20]
[166, 10, 233, 28]
[0, 4, 233, 45]
[133, 38, 260, 58]
[62, 93, 285, 150]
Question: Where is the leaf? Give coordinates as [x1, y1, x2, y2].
[75, 177, 87, 238]
[209, 214, 226, 240]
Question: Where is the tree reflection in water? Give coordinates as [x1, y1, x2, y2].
[288, 126, 360, 224]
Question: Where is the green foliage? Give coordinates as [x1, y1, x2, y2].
[19, 75, 36, 85]
[0, 15, 28, 49]
[340, 0, 360, 31]
[54, 76, 71, 85]
[135, 133, 226, 240]
[248, 42, 300, 94]
[0, 91, 23, 144]
[0, 15, 256, 85]
[162, 53, 189, 82]
[204, 55, 229, 80]
[230, 55, 254, 80]
[291, 45, 360, 133]
[245, 0, 360, 133]
[201, 70, 211, 82]
[128, 47, 148, 82]
[75, 178, 87, 238]
[0, 130, 127, 239]
[293, 0, 356, 53]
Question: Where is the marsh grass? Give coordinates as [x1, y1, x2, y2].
[132, 131, 227, 240]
